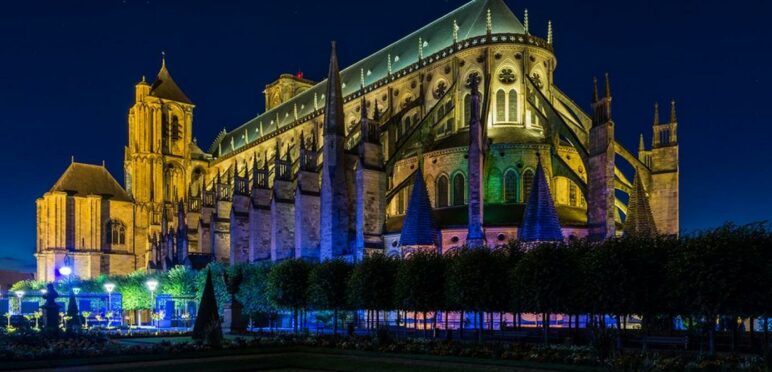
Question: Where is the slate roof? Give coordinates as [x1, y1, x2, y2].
[517, 158, 563, 241]
[49, 162, 132, 202]
[214, 0, 525, 157]
[399, 169, 439, 246]
[149, 61, 192, 104]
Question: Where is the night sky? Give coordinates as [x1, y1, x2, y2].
[0, 0, 769, 272]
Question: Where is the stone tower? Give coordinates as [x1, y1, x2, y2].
[125, 55, 195, 264]
[320, 42, 351, 260]
[649, 100, 680, 235]
[587, 74, 616, 240]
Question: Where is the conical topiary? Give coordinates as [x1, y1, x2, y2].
[42, 283, 61, 336]
[66, 291, 81, 333]
[192, 269, 222, 345]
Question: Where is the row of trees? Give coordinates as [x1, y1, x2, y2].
[11, 223, 771, 353]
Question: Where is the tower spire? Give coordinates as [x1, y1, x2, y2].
[670, 99, 677, 123]
[653, 102, 660, 126]
[324, 41, 344, 136]
[604, 72, 611, 98]
[161, 51, 166, 70]
[592, 76, 599, 103]
[524, 9, 529, 34]
[639, 133, 645, 152]
[547, 20, 553, 44]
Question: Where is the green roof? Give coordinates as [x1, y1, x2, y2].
[214, 0, 525, 157]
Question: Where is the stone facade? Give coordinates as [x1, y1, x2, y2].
[36, 0, 680, 280]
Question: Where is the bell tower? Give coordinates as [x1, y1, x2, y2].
[125, 54, 195, 265]
[649, 99, 679, 235]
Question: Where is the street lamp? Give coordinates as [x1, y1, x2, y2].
[72, 287, 81, 296]
[58, 266, 72, 276]
[145, 279, 159, 328]
[104, 283, 115, 327]
[14, 291, 25, 315]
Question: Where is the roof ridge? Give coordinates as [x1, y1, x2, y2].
[212, 0, 525, 157]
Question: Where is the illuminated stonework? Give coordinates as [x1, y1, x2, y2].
[35, 0, 679, 280]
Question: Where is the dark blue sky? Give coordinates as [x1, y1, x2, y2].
[1, 0, 770, 272]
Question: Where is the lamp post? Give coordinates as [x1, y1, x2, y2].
[103, 283, 115, 327]
[145, 279, 158, 328]
[14, 291, 25, 315]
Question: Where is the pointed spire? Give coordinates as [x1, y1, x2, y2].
[547, 20, 553, 44]
[592, 76, 599, 103]
[623, 172, 657, 237]
[653, 102, 660, 126]
[324, 41, 345, 136]
[160, 51, 166, 70]
[299, 131, 306, 150]
[604, 72, 611, 98]
[486, 8, 493, 35]
[418, 37, 424, 60]
[452, 19, 459, 43]
[234, 160, 239, 178]
[639, 133, 645, 152]
[360, 68, 365, 89]
[518, 157, 563, 242]
[360, 96, 368, 120]
[399, 169, 438, 248]
[524, 9, 529, 34]
[670, 99, 677, 123]
[373, 100, 380, 121]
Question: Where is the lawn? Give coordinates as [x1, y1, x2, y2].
[5, 344, 597, 372]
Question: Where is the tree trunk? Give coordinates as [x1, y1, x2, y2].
[333, 308, 338, 336]
[423, 311, 428, 338]
[444, 311, 450, 339]
[763, 316, 768, 354]
[708, 316, 716, 356]
[542, 313, 549, 344]
[460, 311, 465, 339]
[432, 312, 438, 339]
[478, 312, 483, 343]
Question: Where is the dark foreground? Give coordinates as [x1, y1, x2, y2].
[11, 347, 587, 372]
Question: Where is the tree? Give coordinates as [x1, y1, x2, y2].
[161, 265, 197, 298]
[308, 259, 353, 335]
[348, 253, 398, 330]
[512, 242, 573, 344]
[114, 271, 152, 325]
[192, 269, 222, 347]
[66, 290, 81, 333]
[446, 247, 491, 341]
[236, 262, 275, 329]
[394, 251, 445, 338]
[268, 259, 311, 333]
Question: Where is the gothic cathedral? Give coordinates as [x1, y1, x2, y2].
[35, 0, 679, 281]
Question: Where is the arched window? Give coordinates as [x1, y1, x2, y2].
[436, 175, 449, 208]
[522, 169, 534, 202]
[452, 173, 465, 206]
[504, 169, 518, 203]
[508, 89, 518, 122]
[463, 94, 471, 127]
[495, 90, 506, 122]
[107, 220, 126, 246]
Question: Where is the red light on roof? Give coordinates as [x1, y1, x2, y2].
[296, 71, 304, 79]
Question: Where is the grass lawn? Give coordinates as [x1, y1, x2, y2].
[6, 345, 600, 372]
